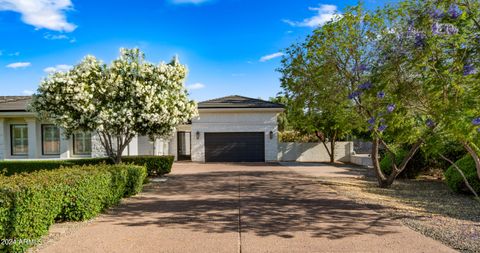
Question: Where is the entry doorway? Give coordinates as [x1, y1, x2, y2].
[177, 132, 191, 161]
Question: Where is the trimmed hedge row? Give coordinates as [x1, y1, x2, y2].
[0, 155, 174, 177]
[0, 164, 147, 252]
[445, 155, 480, 195]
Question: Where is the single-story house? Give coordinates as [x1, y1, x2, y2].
[0, 95, 284, 162]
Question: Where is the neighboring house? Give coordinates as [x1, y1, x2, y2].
[0, 95, 284, 162]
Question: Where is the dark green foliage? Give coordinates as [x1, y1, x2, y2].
[0, 164, 147, 252]
[122, 156, 174, 176]
[0, 155, 174, 177]
[445, 155, 480, 195]
[380, 148, 426, 179]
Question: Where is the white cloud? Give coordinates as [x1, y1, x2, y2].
[187, 83, 206, 90]
[0, 0, 77, 32]
[43, 64, 72, 73]
[259, 52, 284, 62]
[170, 0, 211, 4]
[8, 52, 19, 56]
[283, 4, 342, 28]
[6, 62, 31, 68]
[22, 89, 34, 95]
[44, 33, 68, 40]
[0, 50, 3, 56]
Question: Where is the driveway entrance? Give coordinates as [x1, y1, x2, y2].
[37, 163, 455, 253]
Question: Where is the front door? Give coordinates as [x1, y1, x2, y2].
[177, 132, 191, 161]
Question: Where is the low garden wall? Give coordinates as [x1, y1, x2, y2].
[278, 142, 353, 163]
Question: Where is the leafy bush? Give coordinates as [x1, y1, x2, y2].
[279, 131, 319, 143]
[122, 156, 174, 176]
[445, 155, 480, 195]
[0, 164, 147, 252]
[380, 148, 426, 179]
[0, 156, 174, 177]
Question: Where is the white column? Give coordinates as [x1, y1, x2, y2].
[26, 118, 37, 159]
[0, 118, 5, 160]
[59, 128, 70, 159]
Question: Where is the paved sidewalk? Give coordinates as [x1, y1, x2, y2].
[37, 163, 456, 253]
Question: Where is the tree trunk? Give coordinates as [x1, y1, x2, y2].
[371, 137, 423, 188]
[440, 154, 480, 202]
[329, 132, 337, 163]
[371, 137, 388, 187]
[463, 141, 480, 181]
[97, 131, 134, 164]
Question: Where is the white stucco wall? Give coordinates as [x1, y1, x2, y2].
[0, 119, 4, 160]
[191, 110, 279, 162]
[278, 142, 353, 163]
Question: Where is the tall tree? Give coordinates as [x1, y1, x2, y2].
[278, 30, 360, 163]
[378, 0, 480, 181]
[31, 48, 198, 163]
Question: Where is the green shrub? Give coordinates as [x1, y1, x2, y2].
[0, 164, 146, 252]
[0, 156, 173, 177]
[445, 155, 480, 195]
[0, 158, 110, 176]
[380, 148, 426, 179]
[122, 156, 174, 176]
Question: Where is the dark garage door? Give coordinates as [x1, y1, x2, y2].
[205, 132, 265, 162]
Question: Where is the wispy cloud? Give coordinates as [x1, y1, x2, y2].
[232, 73, 246, 77]
[44, 64, 72, 73]
[8, 52, 19, 56]
[44, 33, 76, 43]
[187, 83, 206, 90]
[283, 4, 342, 28]
[259, 52, 284, 62]
[22, 89, 34, 95]
[6, 62, 31, 68]
[0, 0, 77, 32]
[170, 0, 211, 4]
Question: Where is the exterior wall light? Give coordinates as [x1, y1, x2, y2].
[269, 131, 273, 139]
[196, 131, 200, 140]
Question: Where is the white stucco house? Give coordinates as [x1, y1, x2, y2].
[0, 95, 284, 162]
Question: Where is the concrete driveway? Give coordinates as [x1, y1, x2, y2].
[37, 163, 455, 253]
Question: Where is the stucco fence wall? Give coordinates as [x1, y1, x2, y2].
[277, 141, 372, 167]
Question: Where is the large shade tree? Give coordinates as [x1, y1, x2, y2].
[30, 48, 197, 163]
[280, 5, 434, 187]
[279, 35, 360, 163]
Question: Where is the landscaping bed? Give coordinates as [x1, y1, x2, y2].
[0, 164, 147, 252]
[316, 170, 480, 253]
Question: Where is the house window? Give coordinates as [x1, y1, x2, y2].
[73, 132, 92, 155]
[11, 124, 28, 156]
[42, 125, 60, 155]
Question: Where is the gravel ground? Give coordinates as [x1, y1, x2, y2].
[315, 171, 480, 253]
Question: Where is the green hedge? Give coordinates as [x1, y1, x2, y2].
[445, 155, 480, 195]
[0, 164, 146, 253]
[0, 155, 174, 177]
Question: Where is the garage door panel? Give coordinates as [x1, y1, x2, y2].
[205, 132, 265, 162]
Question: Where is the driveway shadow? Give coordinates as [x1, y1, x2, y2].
[100, 170, 401, 240]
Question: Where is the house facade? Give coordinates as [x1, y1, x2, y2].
[0, 95, 284, 162]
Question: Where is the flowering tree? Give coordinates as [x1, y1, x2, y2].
[315, 5, 434, 187]
[379, 0, 480, 184]
[30, 48, 198, 163]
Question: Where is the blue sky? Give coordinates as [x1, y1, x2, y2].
[0, 0, 394, 102]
